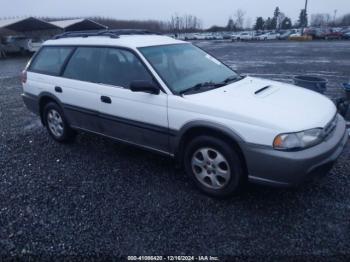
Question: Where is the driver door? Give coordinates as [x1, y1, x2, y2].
[97, 47, 170, 154]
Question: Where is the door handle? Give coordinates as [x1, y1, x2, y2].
[101, 96, 112, 104]
[54, 86, 62, 93]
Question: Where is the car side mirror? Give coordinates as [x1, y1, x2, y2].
[130, 80, 160, 95]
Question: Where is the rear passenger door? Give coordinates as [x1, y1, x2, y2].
[58, 47, 104, 132]
[97, 47, 169, 154]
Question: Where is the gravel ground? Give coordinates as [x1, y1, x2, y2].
[0, 41, 350, 259]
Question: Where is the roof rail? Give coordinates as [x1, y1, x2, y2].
[52, 29, 161, 39]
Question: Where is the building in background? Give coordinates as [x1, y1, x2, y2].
[0, 17, 107, 56]
[50, 18, 107, 31]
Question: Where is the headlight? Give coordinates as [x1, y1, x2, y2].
[273, 128, 323, 150]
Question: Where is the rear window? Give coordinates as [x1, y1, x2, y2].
[30, 46, 73, 75]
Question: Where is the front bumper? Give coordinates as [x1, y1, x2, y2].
[244, 114, 348, 186]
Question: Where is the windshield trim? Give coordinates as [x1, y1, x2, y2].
[138, 43, 241, 96]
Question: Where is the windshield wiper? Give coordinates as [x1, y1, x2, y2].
[179, 81, 223, 95]
[179, 76, 245, 95]
[219, 75, 244, 85]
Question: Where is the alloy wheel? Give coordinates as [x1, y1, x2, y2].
[191, 147, 231, 190]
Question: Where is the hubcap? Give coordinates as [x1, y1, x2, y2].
[191, 147, 231, 190]
[47, 109, 64, 138]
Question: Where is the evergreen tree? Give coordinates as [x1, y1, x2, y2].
[226, 18, 235, 31]
[270, 17, 277, 30]
[274, 7, 280, 20]
[281, 17, 292, 29]
[265, 17, 272, 30]
[254, 17, 264, 30]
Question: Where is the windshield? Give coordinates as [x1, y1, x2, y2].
[139, 44, 239, 94]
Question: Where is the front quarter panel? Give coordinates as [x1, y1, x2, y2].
[167, 95, 279, 147]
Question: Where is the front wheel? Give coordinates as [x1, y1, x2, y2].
[184, 136, 246, 197]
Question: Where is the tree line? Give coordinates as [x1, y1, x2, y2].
[39, 15, 202, 33]
[253, 7, 350, 31]
[253, 7, 301, 31]
[311, 13, 350, 27]
[33, 9, 350, 35]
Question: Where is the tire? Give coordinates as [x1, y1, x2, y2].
[184, 135, 246, 198]
[43, 102, 76, 143]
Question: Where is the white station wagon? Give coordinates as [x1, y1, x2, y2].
[22, 30, 348, 197]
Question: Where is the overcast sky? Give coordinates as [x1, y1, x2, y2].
[0, 0, 348, 28]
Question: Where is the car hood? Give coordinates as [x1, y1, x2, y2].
[183, 76, 336, 132]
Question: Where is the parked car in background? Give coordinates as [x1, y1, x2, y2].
[222, 33, 232, 39]
[238, 32, 255, 41]
[231, 32, 255, 41]
[304, 28, 325, 39]
[2, 36, 43, 53]
[256, 32, 279, 40]
[213, 33, 224, 40]
[27, 38, 43, 52]
[193, 33, 206, 40]
[289, 32, 302, 39]
[231, 32, 243, 41]
[324, 29, 343, 40]
[278, 30, 293, 40]
[254, 31, 265, 39]
[343, 31, 350, 39]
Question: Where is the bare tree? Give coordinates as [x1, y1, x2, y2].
[245, 17, 252, 29]
[277, 12, 286, 29]
[168, 13, 202, 33]
[310, 13, 331, 27]
[339, 13, 350, 26]
[234, 9, 245, 30]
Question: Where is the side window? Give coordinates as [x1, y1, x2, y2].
[30, 46, 73, 75]
[100, 48, 153, 88]
[63, 47, 104, 83]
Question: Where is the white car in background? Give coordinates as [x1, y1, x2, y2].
[232, 32, 255, 41]
[193, 33, 206, 40]
[237, 32, 255, 41]
[256, 32, 280, 40]
[27, 39, 44, 52]
[289, 32, 302, 38]
[3, 36, 43, 53]
[231, 32, 243, 41]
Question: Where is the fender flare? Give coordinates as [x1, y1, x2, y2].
[37, 92, 64, 125]
[171, 120, 246, 160]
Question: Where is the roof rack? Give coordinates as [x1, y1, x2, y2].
[52, 29, 161, 39]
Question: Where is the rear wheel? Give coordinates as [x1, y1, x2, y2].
[184, 136, 246, 197]
[43, 102, 76, 143]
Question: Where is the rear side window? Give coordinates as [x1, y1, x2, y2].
[30, 46, 73, 75]
[63, 47, 104, 83]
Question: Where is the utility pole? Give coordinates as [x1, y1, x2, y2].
[333, 9, 337, 26]
[302, 0, 308, 35]
[305, 0, 308, 12]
